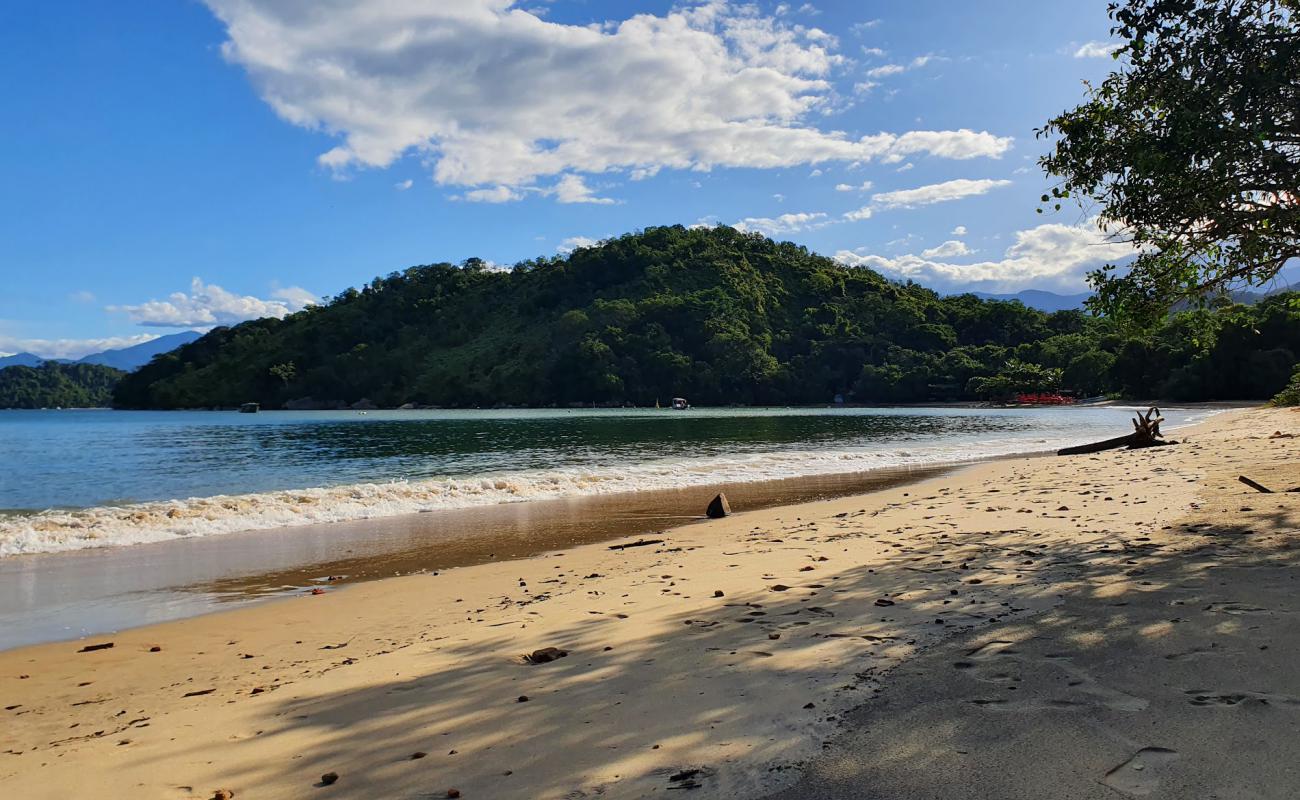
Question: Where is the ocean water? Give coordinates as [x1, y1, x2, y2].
[0, 406, 1213, 557]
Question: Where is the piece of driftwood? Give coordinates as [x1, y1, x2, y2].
[1239, 476, 1273, 493]
[1058, 407, 1176, 456]
[607, 538, 664, 550]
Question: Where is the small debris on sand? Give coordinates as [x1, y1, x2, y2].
[523, 647, 568, 664]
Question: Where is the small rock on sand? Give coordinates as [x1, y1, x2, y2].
[320, 771, 339, 786]
[211, 791, 234, 800]
[525, 647, 568, 664]
[706, 493, 731, 518]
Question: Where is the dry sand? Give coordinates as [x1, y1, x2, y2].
[1, 407, 1296, 800]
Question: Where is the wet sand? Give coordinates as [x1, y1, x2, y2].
[1, 407, 1296, 800]
[0, 465, 955, 650]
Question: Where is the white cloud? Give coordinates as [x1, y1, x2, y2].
[0, 334, 166, 361]
[866, 64, 905, 78]
[459, 185, 525, 203]
[271, 286, 321, 309]
[732, 211, 829, 236]
[860, 46, 885, 58]
[951, 225, 968, 236]
[871, 178, 1012, 209]
[836, 218, 1136, 291]
[864, 54, 938, 82]
[1074, 41, 1121, 58]
[68, 290, 96, 304]
[551, 174, 617, 205]
[894, 162, 913, 172]
[557, 235, 601, 254]
[920, 240, 972, 258]
[843, 206, 873, 222]
[394, 178, 413, 190]
[850, 20, 882, 35]
[835, 180, 873, 192]
[109, 278, 318, 328]
[204, 1, 1011, 198]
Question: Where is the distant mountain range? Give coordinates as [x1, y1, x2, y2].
[966, 287, 1281, 313]
[968, 290, 1093, 312]
[0, 331, 201, 372]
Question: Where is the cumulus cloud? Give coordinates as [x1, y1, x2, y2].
[920, 240, 972, 258]
[951, 225, 968, 236]
[394, 179, 413, 190]
[835, 180, 873, 192]
[1074, 40, 1122, 58]
[203, 0, 1011, 198]
[836, 218, 1136, 291]
[732, 211, 829, 236]
[0, 334, 166, 361]
[551, 174, 617, 205]
[110, 278, 318, 328]
[870, 178, 1012, 209]
[557, 235, 601, 254]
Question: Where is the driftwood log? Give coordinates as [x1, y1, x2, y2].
[1058, 407, 1177, 456]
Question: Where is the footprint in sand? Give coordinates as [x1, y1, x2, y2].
[1102, 747, 1180, 796]
[959, 648, 1147, 712]
[1185, 689, 1300, 708]
[1202, 601, 1270, 615]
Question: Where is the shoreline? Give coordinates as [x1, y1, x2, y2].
[0, 404, 1231, 562]
[10, 397, 1222, 651]
[3, 407, 1288, 799]
[0, 463, 961, 651]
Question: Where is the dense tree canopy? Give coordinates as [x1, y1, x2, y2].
[0, 363, 124, 409]
[110, 226, 1300, 409]
[1039, 0, 1300, 322]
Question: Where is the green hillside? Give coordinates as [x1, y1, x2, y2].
[112, 225, 1300, 409]
[0, 362, 125, 409]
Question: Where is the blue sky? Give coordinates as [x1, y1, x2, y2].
[2, 1, 1167, 358]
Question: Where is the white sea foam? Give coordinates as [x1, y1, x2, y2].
[0, 436, 1065, 557]
[0, 408, 1222, 558]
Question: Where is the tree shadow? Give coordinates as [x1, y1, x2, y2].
[115, 460, 1300, 799]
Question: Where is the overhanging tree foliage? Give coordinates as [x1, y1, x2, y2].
[1039, 0, 1300, 323]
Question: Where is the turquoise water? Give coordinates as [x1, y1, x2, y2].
[0, 406, 1211, 556]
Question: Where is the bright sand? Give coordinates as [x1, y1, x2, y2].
[1, 407, 1297, 799]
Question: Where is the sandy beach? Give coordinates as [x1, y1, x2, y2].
[2, 406, 1297, 799]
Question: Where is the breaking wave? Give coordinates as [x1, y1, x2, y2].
[0, 406, 1223, 558]
[0, 435, 1071, 557]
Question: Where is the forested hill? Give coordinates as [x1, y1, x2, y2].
[112, 226, 1300, 409]
[0, 363, 125, 409]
